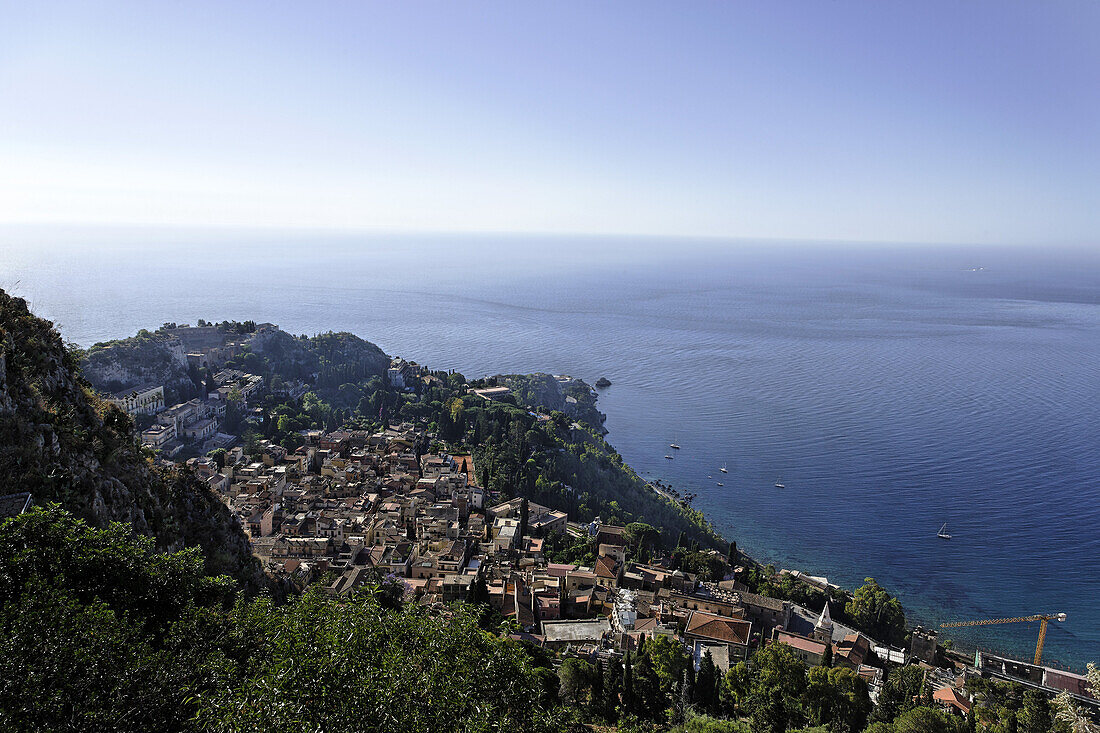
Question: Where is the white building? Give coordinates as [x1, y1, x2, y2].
[108, 385, 165, 417]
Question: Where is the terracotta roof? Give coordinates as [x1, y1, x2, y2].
[684, 611, 751, 645]
[933, 687, 972, 714]
[775, 631, 827, 656]
[595, 556, 618, 578]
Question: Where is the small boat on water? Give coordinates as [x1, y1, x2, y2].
[716, 482, 724, 487]
[938, 522, 952, 539]
[664, 454, 674, 460]
[719, 464, 728, 473]
[670, 443, 681, 449]
[774, 477, 785, 489]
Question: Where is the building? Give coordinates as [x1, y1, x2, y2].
[469, 386, 512, 401]
[141, 422, 176, 448]
[108, 385, 165, 417]
[541, 618, 612, 650]
[910, 626, 939, 664]
[683, 610, 753, 661]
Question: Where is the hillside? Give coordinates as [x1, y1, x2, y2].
[0, 290, 259, 582]
[80, 321, 391, 398]
[499, 372, 608, 433]
[82, 329, 197, 403]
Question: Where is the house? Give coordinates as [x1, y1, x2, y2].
[772, 629, 828, 666]
[933, 687, 973, 716]
[108, 384, 165, 417]
[683, 610, 753, 661]
[541, 618, 612, 651]
[469, 386, 512, 401]
[737, 591, 792, 637]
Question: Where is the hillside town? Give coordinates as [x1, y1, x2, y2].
[90, 322, 1098, 727]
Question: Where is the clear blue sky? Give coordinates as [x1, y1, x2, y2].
[1, 1, 1098, 244]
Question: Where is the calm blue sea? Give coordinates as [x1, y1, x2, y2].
[2, 227, 1098, 668]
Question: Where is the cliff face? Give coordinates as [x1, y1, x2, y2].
[80, 324, 391, 396]
[503, 373, 608, 433]
[82, 331, 196, 403]
[0, 290, 259, 583]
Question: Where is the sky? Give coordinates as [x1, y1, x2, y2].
[1, 1, 1098, 245]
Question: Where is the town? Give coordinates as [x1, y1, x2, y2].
[96, 322, 1098, 730]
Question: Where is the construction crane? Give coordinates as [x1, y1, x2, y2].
[940, 612, 1067, 665]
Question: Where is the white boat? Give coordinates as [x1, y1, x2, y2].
[716, 482, 724, 487]
[774, 477, 785, 489]
[670, 443, 681, 450]
[938, 523, 952, 539]
[664, 454, 674, 460]
[719, 464, 728, 473]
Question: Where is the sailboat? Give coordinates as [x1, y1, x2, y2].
[774, 477, 785, 489]
[938, 523, 952, 539]
[719, 463, 728, 474]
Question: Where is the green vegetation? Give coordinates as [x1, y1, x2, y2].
[0, 506, 567, 733]
[0, 290, 257, 582]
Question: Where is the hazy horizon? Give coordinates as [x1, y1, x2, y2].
[3, 1, 1099, 245]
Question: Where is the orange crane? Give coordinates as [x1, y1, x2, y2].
[940, 612, 1067, 665]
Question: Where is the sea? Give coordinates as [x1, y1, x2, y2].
[2, 225, 1098, 669]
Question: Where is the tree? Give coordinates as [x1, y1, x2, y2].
[626, 522, 660, 556]
[821, 641, 833, 668]
[643, 633, 693, 703]
[873, 665, 926, 724]
[805, 665, 871, 733]
[558, 658, 597, 706]
[207, 447, 227, 470]
[845, 578, 906, 645]
[1054, 663, 1100, 733]
[745, 644, 807, 732]
[721, 661, 752, 717]
[1017, 689, 1054, 733]
[749, 686, 790, 733]
[695, 650, 720, 715]
[623, 652, 635, 715]
[519, 497, 529, 540]
[892, 706, 966, 733]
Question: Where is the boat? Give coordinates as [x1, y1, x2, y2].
[664, 454, 674, 460]
[669, 443, 681, 450]
[774, 477, 785, 489]
[938, 523, 952, 539]
[716, 482, 724, 487]
[719, 464, 728, 473]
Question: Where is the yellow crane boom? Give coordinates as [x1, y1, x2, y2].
[940, 613, 1066, 665]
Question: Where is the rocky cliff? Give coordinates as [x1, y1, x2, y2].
[82, 330, 196, 403]
[502, 373, 608, 433]
[0, 290, 259, 583]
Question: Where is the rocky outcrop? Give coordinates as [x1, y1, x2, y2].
[0, 290, 259, 584]
[82, 331, 196, 403]
[502, 373, 608, 433]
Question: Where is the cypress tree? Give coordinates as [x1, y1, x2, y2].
[622, 653, 634, 714]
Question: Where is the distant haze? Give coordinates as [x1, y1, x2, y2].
[2, 1, 1099, 245]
